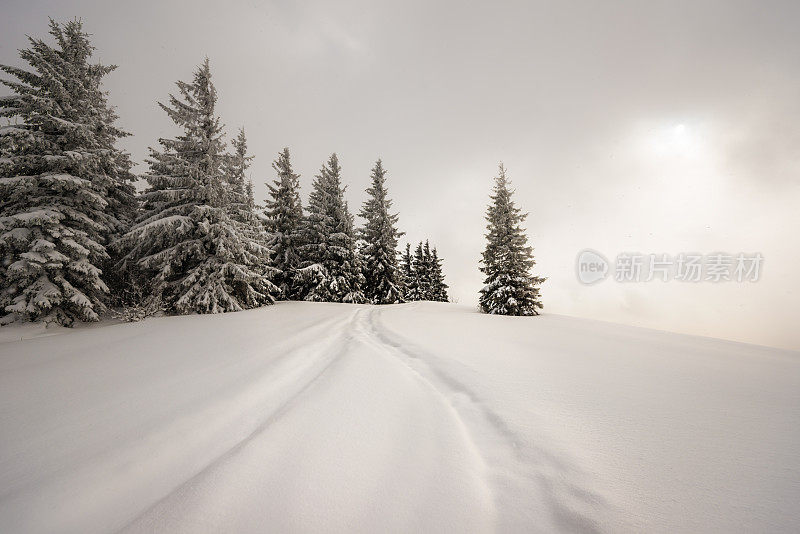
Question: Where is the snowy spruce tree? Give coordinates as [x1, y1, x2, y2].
[430, 247, 449, 302]
[245, 178, 256, 212]
[297, 153, 364, 302]
[423, 241, 437, 300]
[479, 163, 545, 315]
[263, 147, 304, 298]
[0, 19, 135, 325]
[358, 159, 404, 304]
[402, 240, 448, 302]
[118, 59, 277, 314]
[399, 243, 415, 300]
[225, 128, 258, 228]
[410, 242, 429, 300]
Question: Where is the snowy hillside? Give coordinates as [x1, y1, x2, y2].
[0, 302, 798, 533]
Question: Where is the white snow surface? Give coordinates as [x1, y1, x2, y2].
[0, 302, 798, 533]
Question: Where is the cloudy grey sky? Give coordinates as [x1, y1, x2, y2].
[2, 0, 799, 349]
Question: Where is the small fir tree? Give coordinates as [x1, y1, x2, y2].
[422, 240, 436, 300]
[410, 242, 428, 301]
[225, 128, 256, 226]
[245, 179, 256, 212]
[430, 247, 449, 302]
[399, 242, 414, 301]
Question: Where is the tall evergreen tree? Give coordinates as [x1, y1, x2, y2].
[479, 163, 545, 315]
[0, 19, 135, 325]
[297, 153, 364, 302]
[358, 159, 404, 304]
[118, 59, 277, 314]
[263, 147, 304, 298]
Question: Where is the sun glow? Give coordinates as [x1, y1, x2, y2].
[625, 120, 725, 219]
[646, 122, 704, 157]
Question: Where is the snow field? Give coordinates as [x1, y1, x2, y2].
[1, 301, 798, 533]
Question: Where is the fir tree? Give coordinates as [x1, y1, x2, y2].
[118, 59, 277, 314]
[0, 19, 134, 325]
[224, 128, 263, 241]
[263, 147, 304, 298]
[225, 128, 254, 223]
[245, 179, 256, 212]
[430, 246, 449, 302]
[399, 242, 414, 301]
[358, 159, 404, 304]
[479, 163, 545, 315]
[422, 240, 435, 300]
[403, 240, 449, 302]
[410, 242, 427, 301]
[297, 153, 364, 302]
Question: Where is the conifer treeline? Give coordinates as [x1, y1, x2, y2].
[0, 20, 452, 326]
[400, 241, 449, 302]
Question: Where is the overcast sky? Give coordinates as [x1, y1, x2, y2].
[2, 0, 798, 349]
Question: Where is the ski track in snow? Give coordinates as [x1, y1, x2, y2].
[364, 306, 605, 533]
[119, 306, 495, 533]
[118, 305, 602, 533]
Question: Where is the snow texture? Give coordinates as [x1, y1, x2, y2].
[0, 302, 798, 533]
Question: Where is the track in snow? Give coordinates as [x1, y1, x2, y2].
[2, 304, 522, 533]
[3, 302, 796, 533]
[363, 306, 604, 533]
[120, 306, 496, 533]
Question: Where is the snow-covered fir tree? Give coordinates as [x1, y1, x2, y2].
[479, 163, 545, 315]
[263, 148, 304, 299]
[117, 58, 277, 314]
[225, 128, 254, 222]
[402, 240, 448, 302]
[410, 242, 429, 300]
[430, 246, 449, 302]
[224, 128, 263, 241]
[399, 242, 414, 300]
[245, 178, 256, 212]
[358, 159, 404, 304]
[423, 241, 436, 300]
[0, 19, 135, 326]
[297, 153, 365, 302]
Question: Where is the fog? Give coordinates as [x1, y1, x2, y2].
[2, 0, 798, 348]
